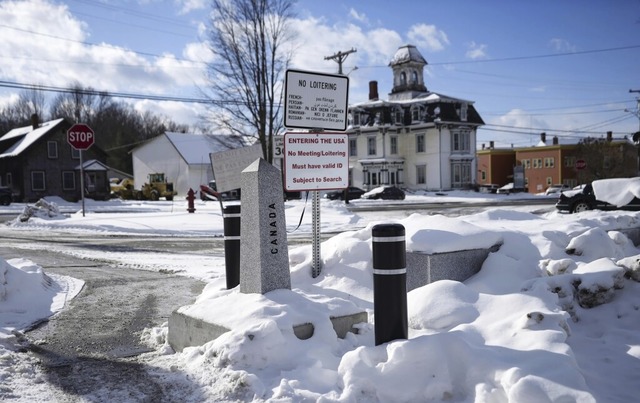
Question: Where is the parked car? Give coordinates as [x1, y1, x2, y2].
[324, 187, 366, 201]
[0, 186, 11, 205]
[555, 177, 640, 213]
[362, 186, 406, 200]
[545, 184, 571, 195]
[496, 183, 527, 194]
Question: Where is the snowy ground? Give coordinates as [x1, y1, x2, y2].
[1, 191, 639, 402]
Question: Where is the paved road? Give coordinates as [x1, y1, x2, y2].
[0, 230, 208, 401]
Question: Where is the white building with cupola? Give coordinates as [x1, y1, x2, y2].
[347, 44, 484, 191]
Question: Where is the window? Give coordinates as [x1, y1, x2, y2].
[353, 113, 360, 126]
[546, 177, 553, 186]
[522, 159, 531, 169]
[71, 147, 80, 159]
[533, 158, 542, 168]
[5, 173, 11, 186]
[481, 170, 486, 181]
[411, 107, 419, 121]
[400, 72, 407, 85]
[411, 71, 418, 84]
[395, 110, 403, 125]
[390, 136, 398, 155]
[564, 156, 575, 167]
[452, 129, 471, 152]
[416, 133, 425, 153]
[544, 157, 555, 168]
[47, 141, 58, 158]
[367, 137, 376, 156]
[349, 139, 357, 157]
[416, 165, 426, 185]
[31, 171, 45, 191]
[62, 171, 76, 190]
[459, 103, 468, 121]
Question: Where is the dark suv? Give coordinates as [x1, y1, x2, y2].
[0, 187, 12, 206]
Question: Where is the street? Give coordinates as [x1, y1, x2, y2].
[0, 229, 209, 402]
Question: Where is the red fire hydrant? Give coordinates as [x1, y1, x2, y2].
[186, 188, 196, 213]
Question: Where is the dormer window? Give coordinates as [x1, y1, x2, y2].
[400, 72, 407, 85]
[460, 103, 468, 121]
[411, 71, 418, 84]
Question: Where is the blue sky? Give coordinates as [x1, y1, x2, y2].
[1, 0, 639, 147]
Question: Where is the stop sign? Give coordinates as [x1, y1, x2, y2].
[67, 123, 95, 150]
[575, 159, 587, 170]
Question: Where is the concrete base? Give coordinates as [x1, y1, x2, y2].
[406, 243, 502, 291]
[168, 310, 368, 352]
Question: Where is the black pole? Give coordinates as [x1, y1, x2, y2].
[223, 205, 241, 289]
[372, 223, 408, 345]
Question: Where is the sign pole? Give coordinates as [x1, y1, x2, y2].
[79, 150, 86, 217]
[312, 187, 322, 278]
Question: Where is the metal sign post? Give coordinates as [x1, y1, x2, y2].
[67, 123, 95, 217]
[312, 189, 321, 277]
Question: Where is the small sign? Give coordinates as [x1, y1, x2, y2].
[210, 143, 263, 192]
[283, 132, 348, 191]
[575, 159, 587, 170]
[284, 69, 349, 131]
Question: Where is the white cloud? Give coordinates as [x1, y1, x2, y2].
[465, 41, 488, 60]
[550, 38, 577, 53]
[348, 8, 368, 24]
[407, 23, 449, 52]
[175, 0, 208, 15]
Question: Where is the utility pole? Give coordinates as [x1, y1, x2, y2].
[630, 89, 640, 131]
[324, 48, 357, 75]
[325, 48, 357, 204]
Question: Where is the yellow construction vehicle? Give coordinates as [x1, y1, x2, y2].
[112, 173, 177, 201]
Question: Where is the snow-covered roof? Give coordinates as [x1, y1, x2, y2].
[350, 91, 474, 108]
[0, 118, 65, 158]
[164, 132, 235, 165]
[389, 44, 427, 66]
[76, 159, 109, 171]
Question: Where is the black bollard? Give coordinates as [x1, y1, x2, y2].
[372, 223, 408, 345]
[223, 205, 241, 289]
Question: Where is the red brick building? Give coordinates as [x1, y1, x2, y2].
[476, 132, 638, 194]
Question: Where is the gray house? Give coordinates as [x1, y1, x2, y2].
[0, 116, 110, 202]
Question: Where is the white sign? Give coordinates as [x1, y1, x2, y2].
[209, 143, 263, 192]
[284, 69, 349, 131]
[273, 135, 284, 161]
[284, 132, 349, 191]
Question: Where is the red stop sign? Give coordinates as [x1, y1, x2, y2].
[67, 123, 95, 150]
[575, 159, 587, 170]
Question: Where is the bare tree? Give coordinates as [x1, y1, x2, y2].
[49, 82, 110, 124]
[204, 0, 296, 162]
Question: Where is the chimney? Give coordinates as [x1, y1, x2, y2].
[552, 136, 558, 145]
[31, 113, 39, 130]
[481, 143, 485, 150]
[369, 81, 379, 100]
[489, 141, 494, 149]
[540, 132, 546, 143]
[606, 131, 612, 142]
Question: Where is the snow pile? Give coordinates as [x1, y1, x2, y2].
[16, 199, 64, 222]
[155, 210, 640, 402]
[0, 258, 83, 341]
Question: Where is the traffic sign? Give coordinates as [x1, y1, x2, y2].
[67, 123, 95, 150]
[575, 159, 587, 170]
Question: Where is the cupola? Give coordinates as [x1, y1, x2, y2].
[389, 45, 428, 101]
